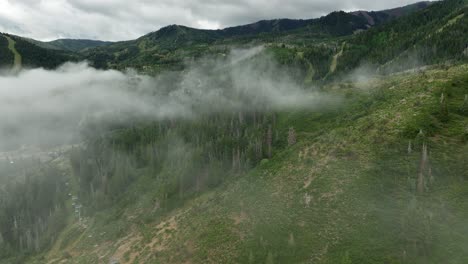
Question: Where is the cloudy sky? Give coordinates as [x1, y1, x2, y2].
[0, 0, 427, 41]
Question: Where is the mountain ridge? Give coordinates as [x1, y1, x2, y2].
[0, 1, 434, 72]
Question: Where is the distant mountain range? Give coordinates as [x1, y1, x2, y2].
[1, 1, 432, 55]
[0, 0, 466, 77]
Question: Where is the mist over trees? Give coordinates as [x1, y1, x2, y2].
[0, 0, 467, 263]
[0, 47, 326, 260]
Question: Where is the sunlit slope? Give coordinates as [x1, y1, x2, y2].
[35, 64, 468, 264]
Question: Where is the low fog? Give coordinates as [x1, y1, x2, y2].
[0, 47, 336, 150]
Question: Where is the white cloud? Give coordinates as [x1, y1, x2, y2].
[0, 0, 427, 41]
[0, 48, 337, 149]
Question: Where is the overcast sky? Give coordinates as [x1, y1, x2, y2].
[0, 0, 427, 41]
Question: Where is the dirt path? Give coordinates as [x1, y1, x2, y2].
[329, 42, 345, 74]
[4, 35, 22, 72]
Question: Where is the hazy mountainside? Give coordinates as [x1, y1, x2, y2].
[337, 0, 468, 74]
[34, 63, 468, 264]
[0, 34, 106, 70]
[27, 39, 113, 52]
[352, 1, 432, 25]
[45, 39, 113, 52]
[0, 33, 79, 69]
[144, 1, 432, 39]
[80, 0, 467, 79]
[0, 1, 438, 73]
[82, 1, 431, 71]
[0, 0, 468, 263]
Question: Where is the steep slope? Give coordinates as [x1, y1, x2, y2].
[32, 63, 468, 264]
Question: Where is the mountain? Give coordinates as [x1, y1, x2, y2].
[0, 2, 434, 72]
[30, 62, 468, 264]
[1, 1, 468, 263]
[0, 36, 109, 70]
[82, 2, 432, 71]
[82, 0, 467, 80]
[220, 1, 433, 37]
[142, 1, 432, 40]
[337, 0, 468, 74]
[46, 39, 113, 52]
[352, 1, 433, 25]
[0, 33, 79, 70]
[21, 36, 112, 52]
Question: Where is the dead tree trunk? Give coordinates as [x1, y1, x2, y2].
[266, 125, 272, 158]
[417, 142, 428, 194]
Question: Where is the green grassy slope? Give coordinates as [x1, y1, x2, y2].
[31, 64, 468, 264]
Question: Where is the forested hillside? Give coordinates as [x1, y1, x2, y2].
[0, 0, 467, 263]
[337, 0, 468, 73]
[81, 2, 431, 72]
[33, 58, 468, 264]
[0, 33, 79, 70]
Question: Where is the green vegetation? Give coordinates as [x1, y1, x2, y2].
[22, 63, 467, 264]
[337, 0, 468, 74]
[0, 34, 80, 70]
[80, 2, 432, 74]
[8, 35, 79, 69]
[1, 0, 468, 263]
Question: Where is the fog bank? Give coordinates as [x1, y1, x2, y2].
[0, 48, 336, 150]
